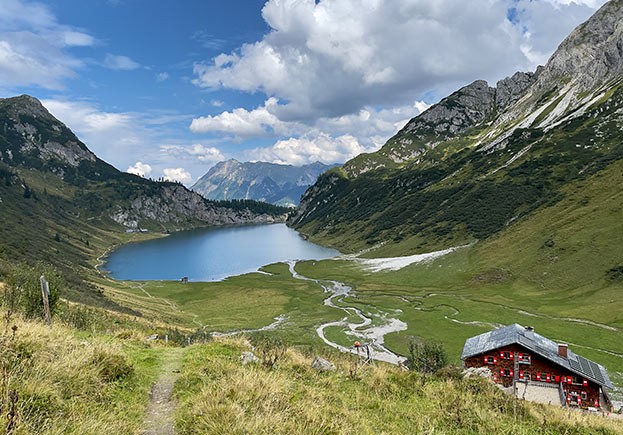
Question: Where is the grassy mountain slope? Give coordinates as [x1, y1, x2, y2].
[0, 95, 288, 308]
[290, 1, 623, 261]
[291, 81, 623, 255]
[174, 338, 623, 434]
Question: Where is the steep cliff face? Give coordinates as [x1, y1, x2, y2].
[111, 184, 286, 229]
[290, 1, 623, 253]
[343, 73, 541, 177]
[192, 159, 333, 207]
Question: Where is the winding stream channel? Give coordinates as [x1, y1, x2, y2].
[288, 261, 407, 365]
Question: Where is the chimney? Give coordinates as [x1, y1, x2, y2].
[558, 343, 568, 359]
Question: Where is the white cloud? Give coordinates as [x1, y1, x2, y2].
[127, 161, 152, 178]
[190, 97, 289, 137]
[41, 98, 155, 168]
[191, 98, 425, 165]
[62, 31, 95, 47]
[190, 0, 606, 167]
[42, 99, 132, 133]
[40, 98, 217, 183]
[163, 167, 193, 184]
[0, 0, 95, 90]
[194, 0, 605, 123]
[104, 53, 141, 71]
[156, 72, 169, 82]
[160, 143, 225, 163]
[245, 133, 377, 166]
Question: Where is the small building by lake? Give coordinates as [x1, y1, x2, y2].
[461, 324, 614, 411]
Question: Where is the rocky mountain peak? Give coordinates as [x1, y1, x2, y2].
[0, 95, 56, 121]
[0, 94, 98, 172]
[537, 0, 623, 94]
[495, 71, 539, 111]
[406, 79, 496, 135]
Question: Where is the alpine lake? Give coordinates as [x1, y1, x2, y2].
[103, 223, 340, 282]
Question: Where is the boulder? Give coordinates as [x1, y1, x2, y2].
[240, 351, 259, 365]
[462, 367, 493, 381]
[311, 356, 336, 372]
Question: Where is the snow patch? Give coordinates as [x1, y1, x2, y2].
[358, 245, 466, 272]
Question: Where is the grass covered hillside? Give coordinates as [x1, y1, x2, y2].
[174, 339, 623, 434]
[0, 95, 288, 310]
[1, 304, 622, 435]
[290, 79, 623, 255]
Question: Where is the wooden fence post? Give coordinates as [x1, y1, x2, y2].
[39, 275, 52, 327]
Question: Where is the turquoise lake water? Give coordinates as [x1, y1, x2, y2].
[102, 223, 339, 282]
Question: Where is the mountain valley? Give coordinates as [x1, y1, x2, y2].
[1, 1, 623, 433]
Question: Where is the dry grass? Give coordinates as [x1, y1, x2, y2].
[0, 311, 161, 434]
[174, 338, 623, 434]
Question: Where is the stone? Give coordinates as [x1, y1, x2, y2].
[461, 367, 493, 381]
[240, 351, 259, 365]
[311, 356, 336, 372]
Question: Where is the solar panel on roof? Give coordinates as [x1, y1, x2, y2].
[569, 358, 581, 372]
[579, 356, 591, 374]
[588, 361, 605, 383]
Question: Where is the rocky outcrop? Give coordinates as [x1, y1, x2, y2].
[344, 80, 498, 176]
[495, 71, 540, 111]
[493, 0, 623, 133]
[536, 0, 623, 97]
[0, 95, 97, 169]
[111, 185, 288, 229]
[410, 80, 496, 135]
[240, 352, 259, 365]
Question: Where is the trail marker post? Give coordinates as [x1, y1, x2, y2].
[39, 275, 52, 327]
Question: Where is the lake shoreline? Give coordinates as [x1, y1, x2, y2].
[102, 223, 340, 282]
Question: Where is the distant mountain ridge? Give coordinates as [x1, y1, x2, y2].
[192, 159, 334, 207]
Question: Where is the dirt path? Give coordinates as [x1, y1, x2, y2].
[141, 347, 184, 435]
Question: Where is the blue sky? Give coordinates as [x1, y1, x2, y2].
[0, 0, 607, 185]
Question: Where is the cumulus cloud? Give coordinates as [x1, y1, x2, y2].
[245, 133, 377, 166]
[127, 161, 152, 178]
[163, 167, 193, 184]
[42, 98, 156, 169]
[194, 0, 606, 122]
[104, 53, 141, 71]
[190, 98, 289, 137]
[190, 0, 605, 167]
[156, 72, 169, 82]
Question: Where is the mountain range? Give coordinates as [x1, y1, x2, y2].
[192, 159, 334, 207]
[290, 0, 623, 271]
[0, 95, 287, 306]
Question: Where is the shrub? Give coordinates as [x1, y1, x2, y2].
[248, 333, 287, 368]
[606, 266, 623, 282]
[91, 350, 134, 383]
[408, 338, 449, 374]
